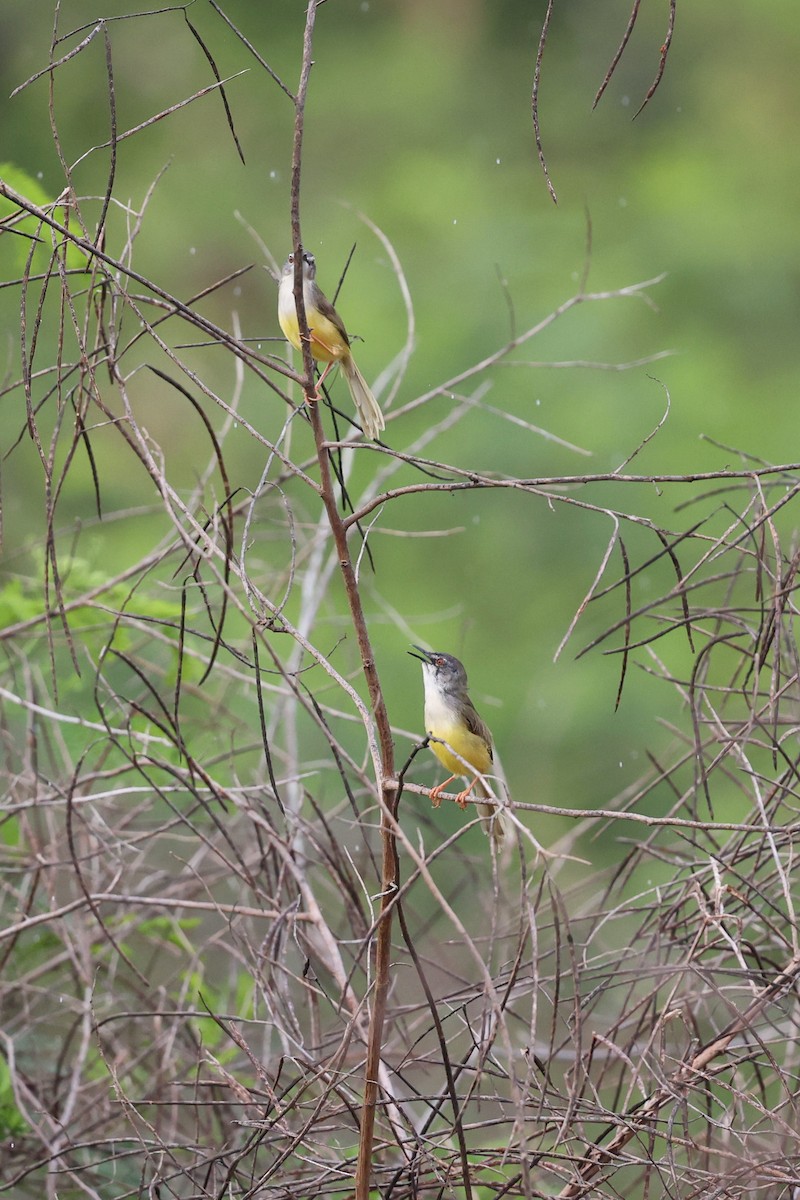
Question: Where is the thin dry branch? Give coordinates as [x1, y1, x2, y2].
[3, 7, 800, 1200]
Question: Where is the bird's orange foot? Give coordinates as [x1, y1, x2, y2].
[454, 778, 479, 810]
[429, 777, 456, 809]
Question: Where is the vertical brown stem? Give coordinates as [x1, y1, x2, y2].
[288, 6, 398, 1196]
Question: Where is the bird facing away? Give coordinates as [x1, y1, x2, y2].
[409, 646, 506, 844]
[277, 250, 385, 440]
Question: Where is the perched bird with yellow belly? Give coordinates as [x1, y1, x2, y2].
[409, 646, 507, 844]
[277, 250, 385, 440]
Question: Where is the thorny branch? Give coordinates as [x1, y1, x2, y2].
[533, 0, 677, 200]
[2, 5, 800, 1200]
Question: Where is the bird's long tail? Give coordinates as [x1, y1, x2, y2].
[342, 355, 385, 440]
[476, 780, 508, 846]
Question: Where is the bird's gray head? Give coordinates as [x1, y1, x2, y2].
[409, 646, 469, 695]
[281, 250, 316, 280]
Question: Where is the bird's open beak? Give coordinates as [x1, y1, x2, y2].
[408, 644, 432, 662]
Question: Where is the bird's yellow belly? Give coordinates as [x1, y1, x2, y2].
[427, 718, 492, 777]
[306, 313, 347, 363]
[278, 294, 347, 363]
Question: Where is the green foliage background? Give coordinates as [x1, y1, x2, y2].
[2, 0, 799, 848]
